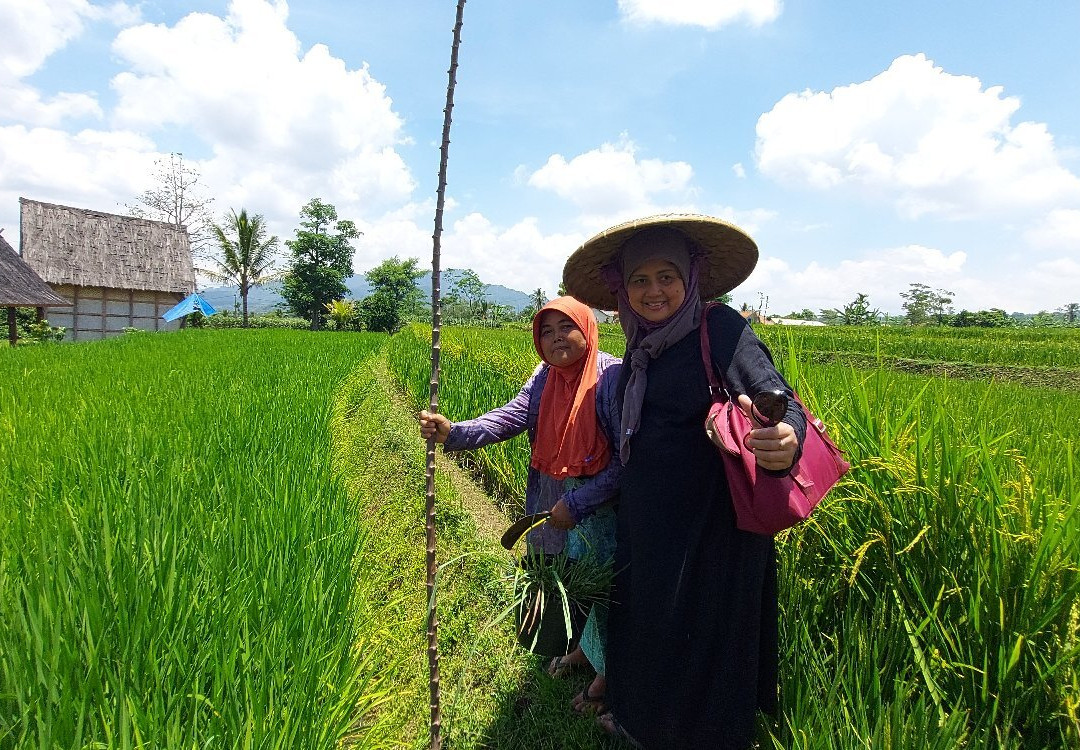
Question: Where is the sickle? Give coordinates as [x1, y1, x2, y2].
[500, 511, 553, 550]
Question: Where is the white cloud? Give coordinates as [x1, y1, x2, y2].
[741, 244, 969, 314]
[1, 88, 102, 126]
[107, 0, 414, 218]
[618, 0, 781, 29]
[526, 136, 696, 225]
[341, 209, 582, 301]
[438, 214, 583, 298]
[1, 0, 417, 263]
[0, 124, 163, 244]
[1024, 209, 1080, 250]
[0, 0, 138, 127]
[0, 0, 138, 80]
[755, 54, 1080, 219]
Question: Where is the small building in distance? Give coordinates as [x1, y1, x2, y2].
[19, 197, 194, 340]
[0, 229, 72, 345]
[770, 317, 826, 327]
[739, 309, 771, 325]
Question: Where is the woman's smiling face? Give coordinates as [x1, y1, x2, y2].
[626, 258, 687, 323]
[537, 311, 587, 367]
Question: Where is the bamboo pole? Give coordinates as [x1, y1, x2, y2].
[426, 2, 466, 748]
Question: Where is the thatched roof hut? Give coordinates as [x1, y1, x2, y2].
[0, 230, 70, 307]
[20, 197, 194, 294]
[1, 229, 72, 345]
[19, 198, 195, 340]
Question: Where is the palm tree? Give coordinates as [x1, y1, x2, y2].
[207, 209, 280, 327]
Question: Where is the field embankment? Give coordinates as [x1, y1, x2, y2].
[333, 349, 633, 748]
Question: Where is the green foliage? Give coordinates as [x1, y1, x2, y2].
[323, 298, 357, 330]
[452, 269, 487, 312]
[358, 288, 405, 333]
[331, 353, 529, 746]
[202, 311, 310, 329]
[950, 308, 1015, 327]
[11, 309, 66, 343]
[511, 551, 612, 655]
[901, 282, 955, 325]
[843, 292, 880, 325]
[823, 292, 881, 325]
[755, 324, 1080, 370]
[359, 256, 425, 332]
[207, 208, 280, 327]
[442, 268, 492, 323]
[1061, 303, 1080, 325]
[280, 198, 359, 328]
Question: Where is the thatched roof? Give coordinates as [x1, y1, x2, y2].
[0, 229, 71, 307]
[20, 197, 194, 294]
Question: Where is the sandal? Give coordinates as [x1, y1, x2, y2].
[571, 683, 607, 715]
[546, 654, 586, 679]
[597, 711, 642, 748]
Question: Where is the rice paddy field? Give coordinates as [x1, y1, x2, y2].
[388, 323, 1080, 748]
[0, 330, 390, 748]
[2, 322, 1079, 748]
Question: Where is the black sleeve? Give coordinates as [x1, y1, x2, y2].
[707, 304, 806, 474]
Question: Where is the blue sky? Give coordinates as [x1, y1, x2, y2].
[2, 0, 1078, 315]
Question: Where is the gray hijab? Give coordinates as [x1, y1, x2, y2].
[607, 228, 704, 464]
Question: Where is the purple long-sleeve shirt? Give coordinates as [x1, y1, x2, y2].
[444, 352, 622, 553]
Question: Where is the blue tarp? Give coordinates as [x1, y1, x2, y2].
[162, 292, 218, 322]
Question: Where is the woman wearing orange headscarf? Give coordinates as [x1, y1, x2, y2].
[420, 296, 620, 712]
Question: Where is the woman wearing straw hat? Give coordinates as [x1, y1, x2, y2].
[563, 215, 806, 749]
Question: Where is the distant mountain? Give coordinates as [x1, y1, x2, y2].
[200, 268, 534, 315]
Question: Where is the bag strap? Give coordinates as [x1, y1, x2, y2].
[698, 301, 730, 404]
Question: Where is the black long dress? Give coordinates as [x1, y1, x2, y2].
[607, 304, 805, 749]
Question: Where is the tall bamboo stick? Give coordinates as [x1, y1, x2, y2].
[426, 2, 466, 748]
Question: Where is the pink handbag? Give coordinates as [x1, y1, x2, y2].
[699, 304, 850, 535]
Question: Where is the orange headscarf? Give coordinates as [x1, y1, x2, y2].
[530, 297, 611, 479]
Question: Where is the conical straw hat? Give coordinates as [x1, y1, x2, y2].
[562, 214, 758, 310]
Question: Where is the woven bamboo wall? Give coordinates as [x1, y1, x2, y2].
[46, 285, 183, 341]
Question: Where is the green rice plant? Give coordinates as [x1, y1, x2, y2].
[387, 322, 1080, 747]
[386, 325, 545, 512]
[507, 551, 612, 657]
[772, 359, 1080, 748]
[0, 330, 394, 749]
[756, 325, 1080, 370]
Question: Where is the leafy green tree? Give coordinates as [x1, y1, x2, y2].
[206, 208, 280, 328]
[818, 308, 842, 325]
[901, 283, 954, 326]
[839, 292, 880, 325]
[710, 292, 734, 305]
[281, 198, 359, 329]
[528, 288, 547, 317]
[951, 308, 1013, 328]
[451, 269, 487, 319]
[359, 256, 425, 332]
[785, 309, 817, 321]
[1059, 302, 1079, 325]
[1030, 310, 1063, 327]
